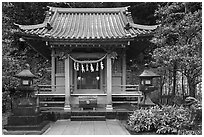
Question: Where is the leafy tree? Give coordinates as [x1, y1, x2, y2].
[152, 2, 202, 97]
[2, 3, 22, 91]
[2, 2, 51, 92]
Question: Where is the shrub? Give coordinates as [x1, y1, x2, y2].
[127, 105, 194, 134]
[128, 106, 159, 132]
[2, 90, 11, 113]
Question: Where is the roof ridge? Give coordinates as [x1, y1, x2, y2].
[48, 6, 129, 13]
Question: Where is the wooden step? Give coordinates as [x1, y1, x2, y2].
[40, 107, 64, 110]
[40, 101, 64, 104]
[71, 116, 106, 121]
[112, 101, 138, 104]
[71, 111, 105, 116]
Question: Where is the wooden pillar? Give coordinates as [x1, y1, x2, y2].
[100, 68, 103, 91]
[70, 60, 73, 93]
[74, 69, 77, 92]
[36, 90, 40, 112]
[64, 55, 71, 111]
[51, 49, 55, 92]
[106, 54, 113, 111]
[122, 49, 126, 92]
[104, 60, 107, 93]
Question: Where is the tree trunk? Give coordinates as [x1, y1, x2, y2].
[188, 80, 196, 97]
[182, 73, 185, 100]
[160, 77, 163, 104]
[172, 62, 177, 97]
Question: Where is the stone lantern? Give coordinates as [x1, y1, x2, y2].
[139, 65, 160, 106]
[15, 66, 36, 86]
[14, 64, 38, 106]
[4, 64, 49, 134]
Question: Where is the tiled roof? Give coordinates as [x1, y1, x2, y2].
[16, 7, 158, 41]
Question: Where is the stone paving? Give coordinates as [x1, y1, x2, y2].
[43, 119, 130, 135]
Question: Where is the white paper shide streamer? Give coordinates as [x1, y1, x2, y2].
[69, 54, 107, 72]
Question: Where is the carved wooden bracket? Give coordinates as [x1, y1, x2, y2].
[56, 47, 73, 60]
[109, 52, 118, 60]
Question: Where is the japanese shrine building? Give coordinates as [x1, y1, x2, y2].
[15, 7, 157, 111]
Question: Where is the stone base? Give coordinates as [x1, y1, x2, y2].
[4, 121, 50, 134]
[8, 114, 43, 126]
[106, 111, 116, 119]
[142, 95, 155, 106]
[13, 106, 39, 116]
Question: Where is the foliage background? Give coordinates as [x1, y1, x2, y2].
[2, 2, 202, 111]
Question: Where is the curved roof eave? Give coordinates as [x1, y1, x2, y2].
[130, 23, 159, 31]
[14, 22, 47, 30]
[14, 6, 159, 41]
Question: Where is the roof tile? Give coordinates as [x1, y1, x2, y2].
[17, 7, 158, 40]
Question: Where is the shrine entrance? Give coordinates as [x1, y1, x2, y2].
[77, 70, 100, 89]
[70, 52, 106, 94]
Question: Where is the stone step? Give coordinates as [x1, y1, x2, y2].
[40, 102, 64, 108]
[40, 101, 65, 104]
[71, 111, 106, 116]
[71, 116, 106, 121]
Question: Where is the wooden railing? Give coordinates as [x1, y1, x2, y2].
[121, 84, 140, 92]
[37, 85, 65, 93]
[36, 85, 66, 110]
[112, 85, 143, 104]
[37, 84, 140, 93]
[36, 84, 143, 109]
[112, 84, 140, 92]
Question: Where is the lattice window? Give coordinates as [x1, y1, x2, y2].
[112, 54, 122, 74]
[55, 59, 64, 73]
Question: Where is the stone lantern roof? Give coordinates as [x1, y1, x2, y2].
[139, 69, 160, 78]
[139, 63, 160, 78]
[15, 64, 38, 79]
